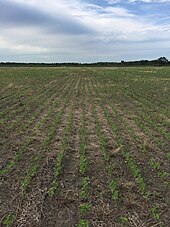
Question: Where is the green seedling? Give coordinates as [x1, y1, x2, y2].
[54, 151, 64, 177]
[150, 205, 161, 222]
[109, 180, 118, 207]
[119, 216, 128, 225]
[166, 152, 170, 160]
[158, 170, 168, 179]
[80, 154, 87, 175]
[79, 203, 91, 216]
[77, 219, 88, 227]
[105, 164, 113, 177]
[2, 214, 16, 227]
[22, 160, 39, 194]
[80, 177, 89, 199]
[149, 158, 160, 170]
[48, 180, 58, 197]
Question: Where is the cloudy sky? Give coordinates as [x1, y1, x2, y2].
[0, 0, 170, 62]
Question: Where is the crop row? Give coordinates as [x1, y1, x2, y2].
[103, 77, 169, 143]
[1, 77, 64, 124]
[21, 78, 78, 194]
[88, 78, 164, 226]
[0, 76, 73, 159]
[1, 77, 79, 226]
[87, 80, 119, 207]
[48, 78, 81, 197]
[0, 77, 76, 175]
[77, 78, 89, 227]
[95, 76, 170, 163]
[0, 72, 56, 115]
[92, 78, 169, 190]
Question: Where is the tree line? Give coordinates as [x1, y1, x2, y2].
[0, 57, 169, 67]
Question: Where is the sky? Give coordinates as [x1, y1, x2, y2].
[0, 0, 170, 63]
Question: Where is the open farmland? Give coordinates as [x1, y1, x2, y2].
[0, 67, 170, 227]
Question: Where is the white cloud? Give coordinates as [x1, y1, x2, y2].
[128, 0, 170, 2]
[0, 0, 170, 62]
[104, 7, 134, 16]
[106, 0, 120, 4]
[107, 0, 170, 3]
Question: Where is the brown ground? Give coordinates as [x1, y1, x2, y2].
[0, 68, 170, 227]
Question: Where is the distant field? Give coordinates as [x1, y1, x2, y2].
[0, 67, 170, 227]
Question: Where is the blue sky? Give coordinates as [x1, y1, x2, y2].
[0, 0, 170, 62]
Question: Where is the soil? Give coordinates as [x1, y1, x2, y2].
[0, 67, 170, 227]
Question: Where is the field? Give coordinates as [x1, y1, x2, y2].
[0, 67, 170, 227]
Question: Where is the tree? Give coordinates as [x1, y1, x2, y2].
[157, 57, 169, 63]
